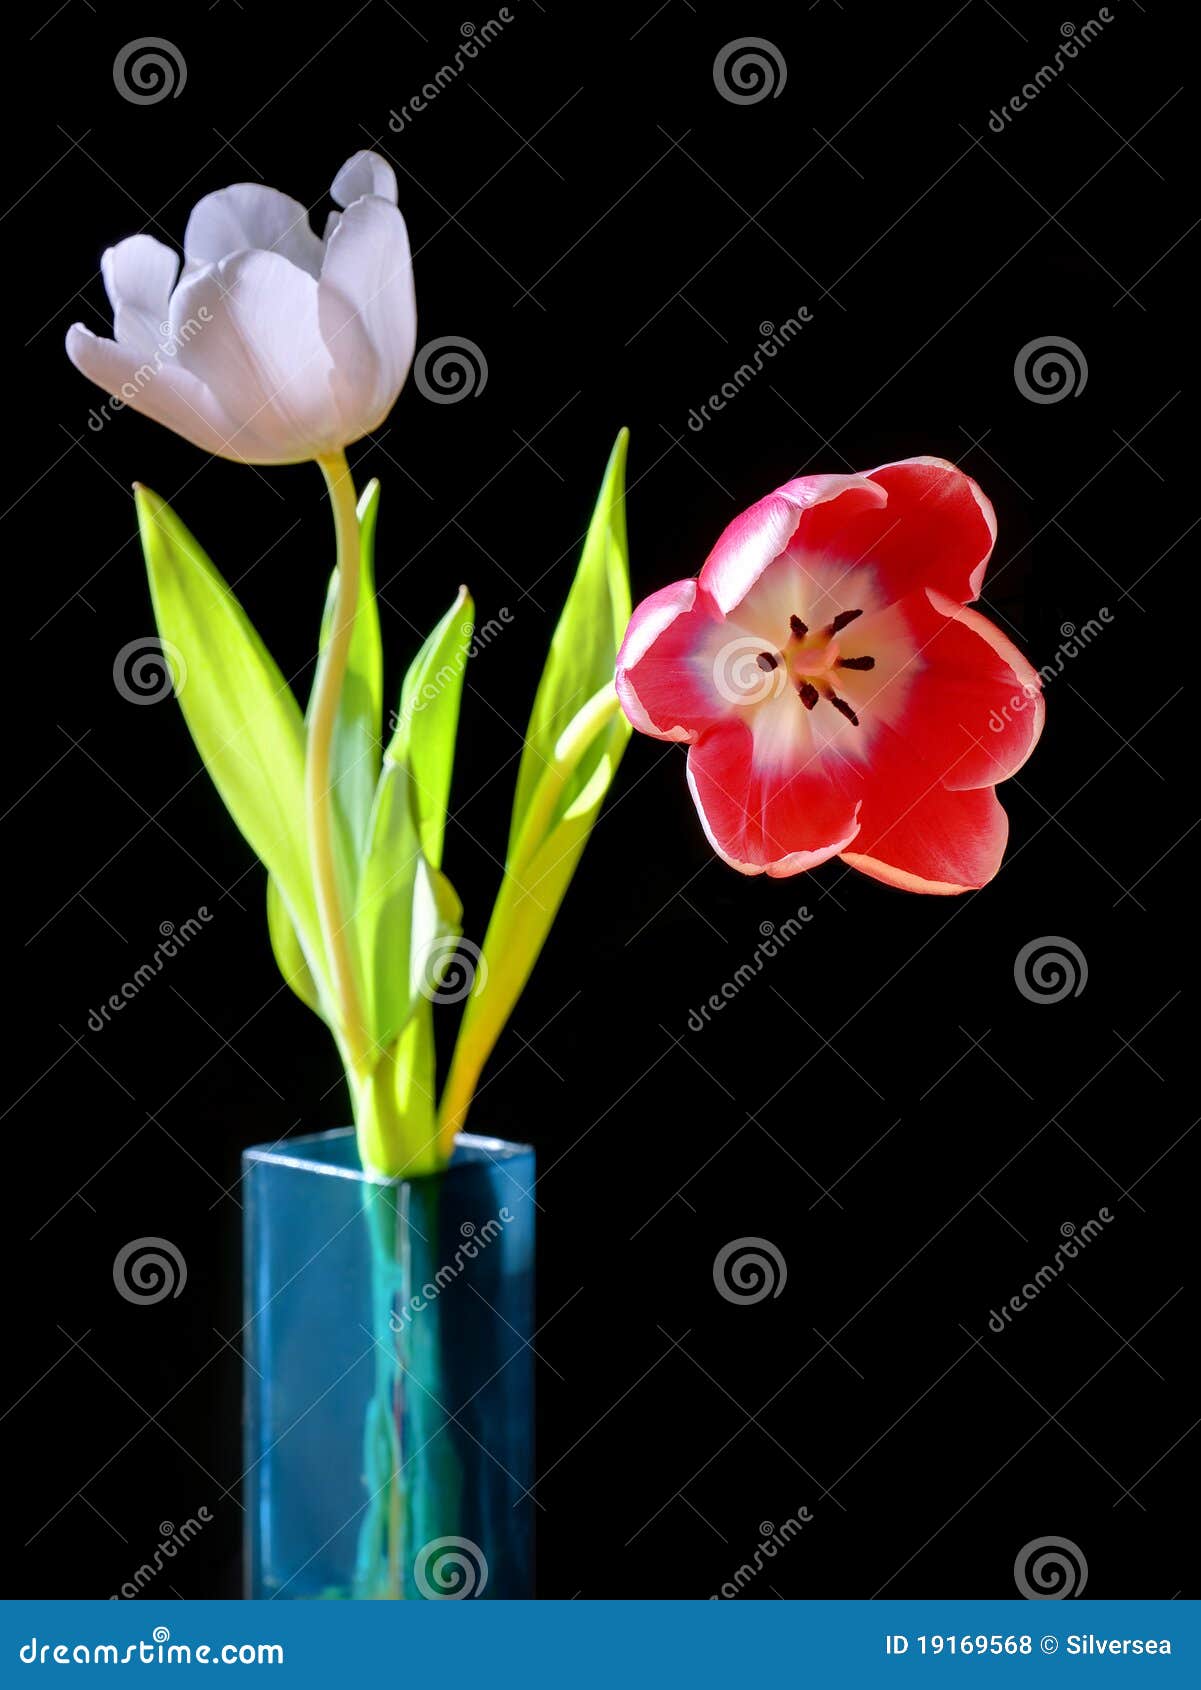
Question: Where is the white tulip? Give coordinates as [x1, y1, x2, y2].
[66, 150, 416, 464]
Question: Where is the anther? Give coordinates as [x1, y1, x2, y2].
[828, 608, 863, 634]
[756, 652, 778, 672]
[798, 681, 819, 710]
[828, 692, 860, 727]
[836, 655, 875, 670]
[789, 614, 808, 638]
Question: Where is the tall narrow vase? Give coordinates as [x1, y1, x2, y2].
[243, 1128, 535, 1599]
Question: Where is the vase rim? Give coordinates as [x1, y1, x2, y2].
[241, 1125, 534, 1186]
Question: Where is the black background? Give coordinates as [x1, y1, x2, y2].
[6, 0, 1195, 1600]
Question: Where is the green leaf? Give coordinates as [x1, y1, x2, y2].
[438, 433, 632, 1147]
[508, 428, 630, 857]
[266, 877, 322, 1017]
[356, 592, 471, 1053]
[135, 485, 326, 1003]
[388, 586, 473, 870]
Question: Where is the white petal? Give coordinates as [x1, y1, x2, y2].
[100, 235, 179, 356]
[171, 250, 350, 462]
[184, 183, 325, 278]
[65, 323, 248, 460]
[331, 150, 398, 208]
[318, 196, 415, 434]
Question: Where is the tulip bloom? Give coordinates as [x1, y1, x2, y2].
[616, 458, 1043, 892]
[66, 150, 415, 464]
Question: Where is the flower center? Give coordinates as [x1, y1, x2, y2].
[756, 608, 876, 727]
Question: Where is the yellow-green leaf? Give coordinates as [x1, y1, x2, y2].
[135, 485, 326, 1001]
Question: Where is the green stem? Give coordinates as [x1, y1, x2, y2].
[309, 452, 371, 1079]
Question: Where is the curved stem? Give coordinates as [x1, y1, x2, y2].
[309, 451, 371, 1077]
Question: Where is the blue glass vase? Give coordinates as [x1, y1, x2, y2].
[242, 1128, 535, 1599]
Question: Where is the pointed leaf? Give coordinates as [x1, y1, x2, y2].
[387, 586, 473, 870]
[508, 429, 630, 856]
[267, 877, 322, 1017]
[134, 485, 326, 999]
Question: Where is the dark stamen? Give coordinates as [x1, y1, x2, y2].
[756, 651, 778, 672]
[789, 614, 808, 638]
[836, 655, 875, 670]
[828, 608, 863, 634]
[797, 681, 819, 710]
[828, 692, 860, 727]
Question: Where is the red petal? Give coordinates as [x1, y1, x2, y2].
[616, 578, 719, 742]
[685, 719, 862, 877]
[841, 781, 1009, 894]
[794, 456, 996, 607]
[889, 589, 1045, 791]
[698, 475, 886, 615]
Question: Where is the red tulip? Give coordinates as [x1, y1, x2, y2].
[617, 458, 1043, 892]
